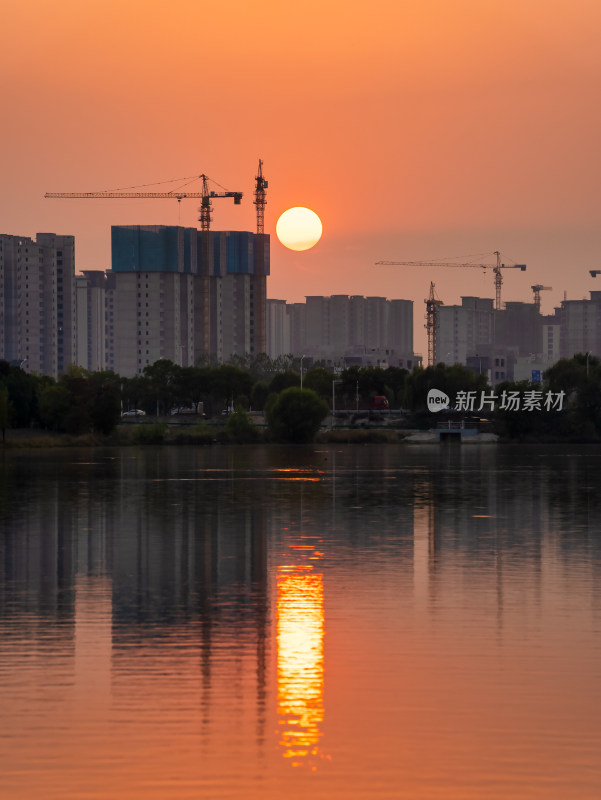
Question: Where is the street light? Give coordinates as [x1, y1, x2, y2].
[332, 379, 342, 428]
[300, 355, 306, 389]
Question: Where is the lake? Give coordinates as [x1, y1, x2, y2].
[1, 444, 600, 799]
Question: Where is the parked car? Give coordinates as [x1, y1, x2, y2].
[121, 409, 146, 417]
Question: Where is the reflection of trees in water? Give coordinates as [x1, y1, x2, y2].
[3, 446, 601, 625]
[0, 452, 122, 621]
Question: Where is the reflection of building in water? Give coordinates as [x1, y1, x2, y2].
[74, 575, 112, 709]
[5, 447, 601, 775]
[107, 464, 270, 753]
[277, 565, 324, 765]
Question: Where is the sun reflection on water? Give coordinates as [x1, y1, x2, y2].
[276, 563, 325, 768]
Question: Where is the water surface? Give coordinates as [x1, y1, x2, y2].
[1, 444, 600, 799]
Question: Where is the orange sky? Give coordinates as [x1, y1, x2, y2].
[2, 0, 600, 356]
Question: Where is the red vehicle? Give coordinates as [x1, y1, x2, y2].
[373, 396, 389, 410]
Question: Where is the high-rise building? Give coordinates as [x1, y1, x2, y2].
[105, 225, 269, 375]
[0, 232, 75, 378]
[496, 301, 542, 357]
[266, 299, 290, 359]
[435, 297, 495, 366]
[104, 270, 195, 376]
[388, 299, 413, 355]
[210, 230, 269, 360]
[288, 303, 306, 355]
[305, 296, 330, 355]
[541, 320, 561, 363]
[558, 292, 601, 359]
[266, 295, 415, 367]
[75, 270, 107, 372]
[364, 297, 388, 349]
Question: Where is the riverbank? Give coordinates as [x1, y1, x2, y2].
[1, 423, 502, 447]
[8, 410, 598, 446]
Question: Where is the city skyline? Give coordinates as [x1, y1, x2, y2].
[2, 1, 600, 357]
[2, 224, 600, 380]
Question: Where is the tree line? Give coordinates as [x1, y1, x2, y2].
[1, 353, 600, 442]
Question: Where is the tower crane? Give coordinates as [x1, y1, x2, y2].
[531, 284, 552, 312]
[590, 270, 601, 278]
[376, 251, 526, 311]
[45, 173, 243, 231]
[425, 282, 443, 367]
[252, 159, 268, 353]
[253, 159, 268, 235]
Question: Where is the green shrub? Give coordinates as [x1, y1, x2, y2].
[169, 423, 215, 445]
[129, 423, 167, 444]
[225, 409, 260, 443]
[316, 428, 395, 444]
[266, 387, 329, 443]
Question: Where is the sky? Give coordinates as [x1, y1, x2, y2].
[2, 0, 600, 356]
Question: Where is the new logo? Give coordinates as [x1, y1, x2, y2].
[427, 389, 450, 413]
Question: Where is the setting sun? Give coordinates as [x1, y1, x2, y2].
[276, 207, 323, 251]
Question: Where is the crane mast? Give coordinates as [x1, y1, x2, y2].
[425, 282, 443, 367]
[253, 159, 268, 234]
[531, 284, 552, 312]
[252, 159, 268, 353]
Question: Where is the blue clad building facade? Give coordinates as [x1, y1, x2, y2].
[106, 225, 269, 373]
[111, 225, 270, 278]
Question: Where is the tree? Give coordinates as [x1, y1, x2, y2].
[89, 371, 121, 435]
[176, 366, 211, 412]
[209, 365, 253, 413]
[143, 359, 181, 415]
[251, 380, 270, 411]
[303, 367, 336, 402]
[338, 365, 406, 409]
[0, 385, 10, 443]
[0, 361, 40, 428]
[383, 366, 409, 407]
[265, 387, 329, 443]
[403, 363, 487, 412]
[247, 352, 276, 383]
[543, 354, 601, 439]
[36, 368, 121, 436]
[492, 380, 549, 440]
[269, 371, 300, 394]
[121, 375, 148, 414]
[38, 383, 72, 432]
[59, 366, 94, 434]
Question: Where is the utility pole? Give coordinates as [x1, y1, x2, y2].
[332, 380, 342, 427]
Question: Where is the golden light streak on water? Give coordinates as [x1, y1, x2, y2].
[276, 566, 325, 768]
